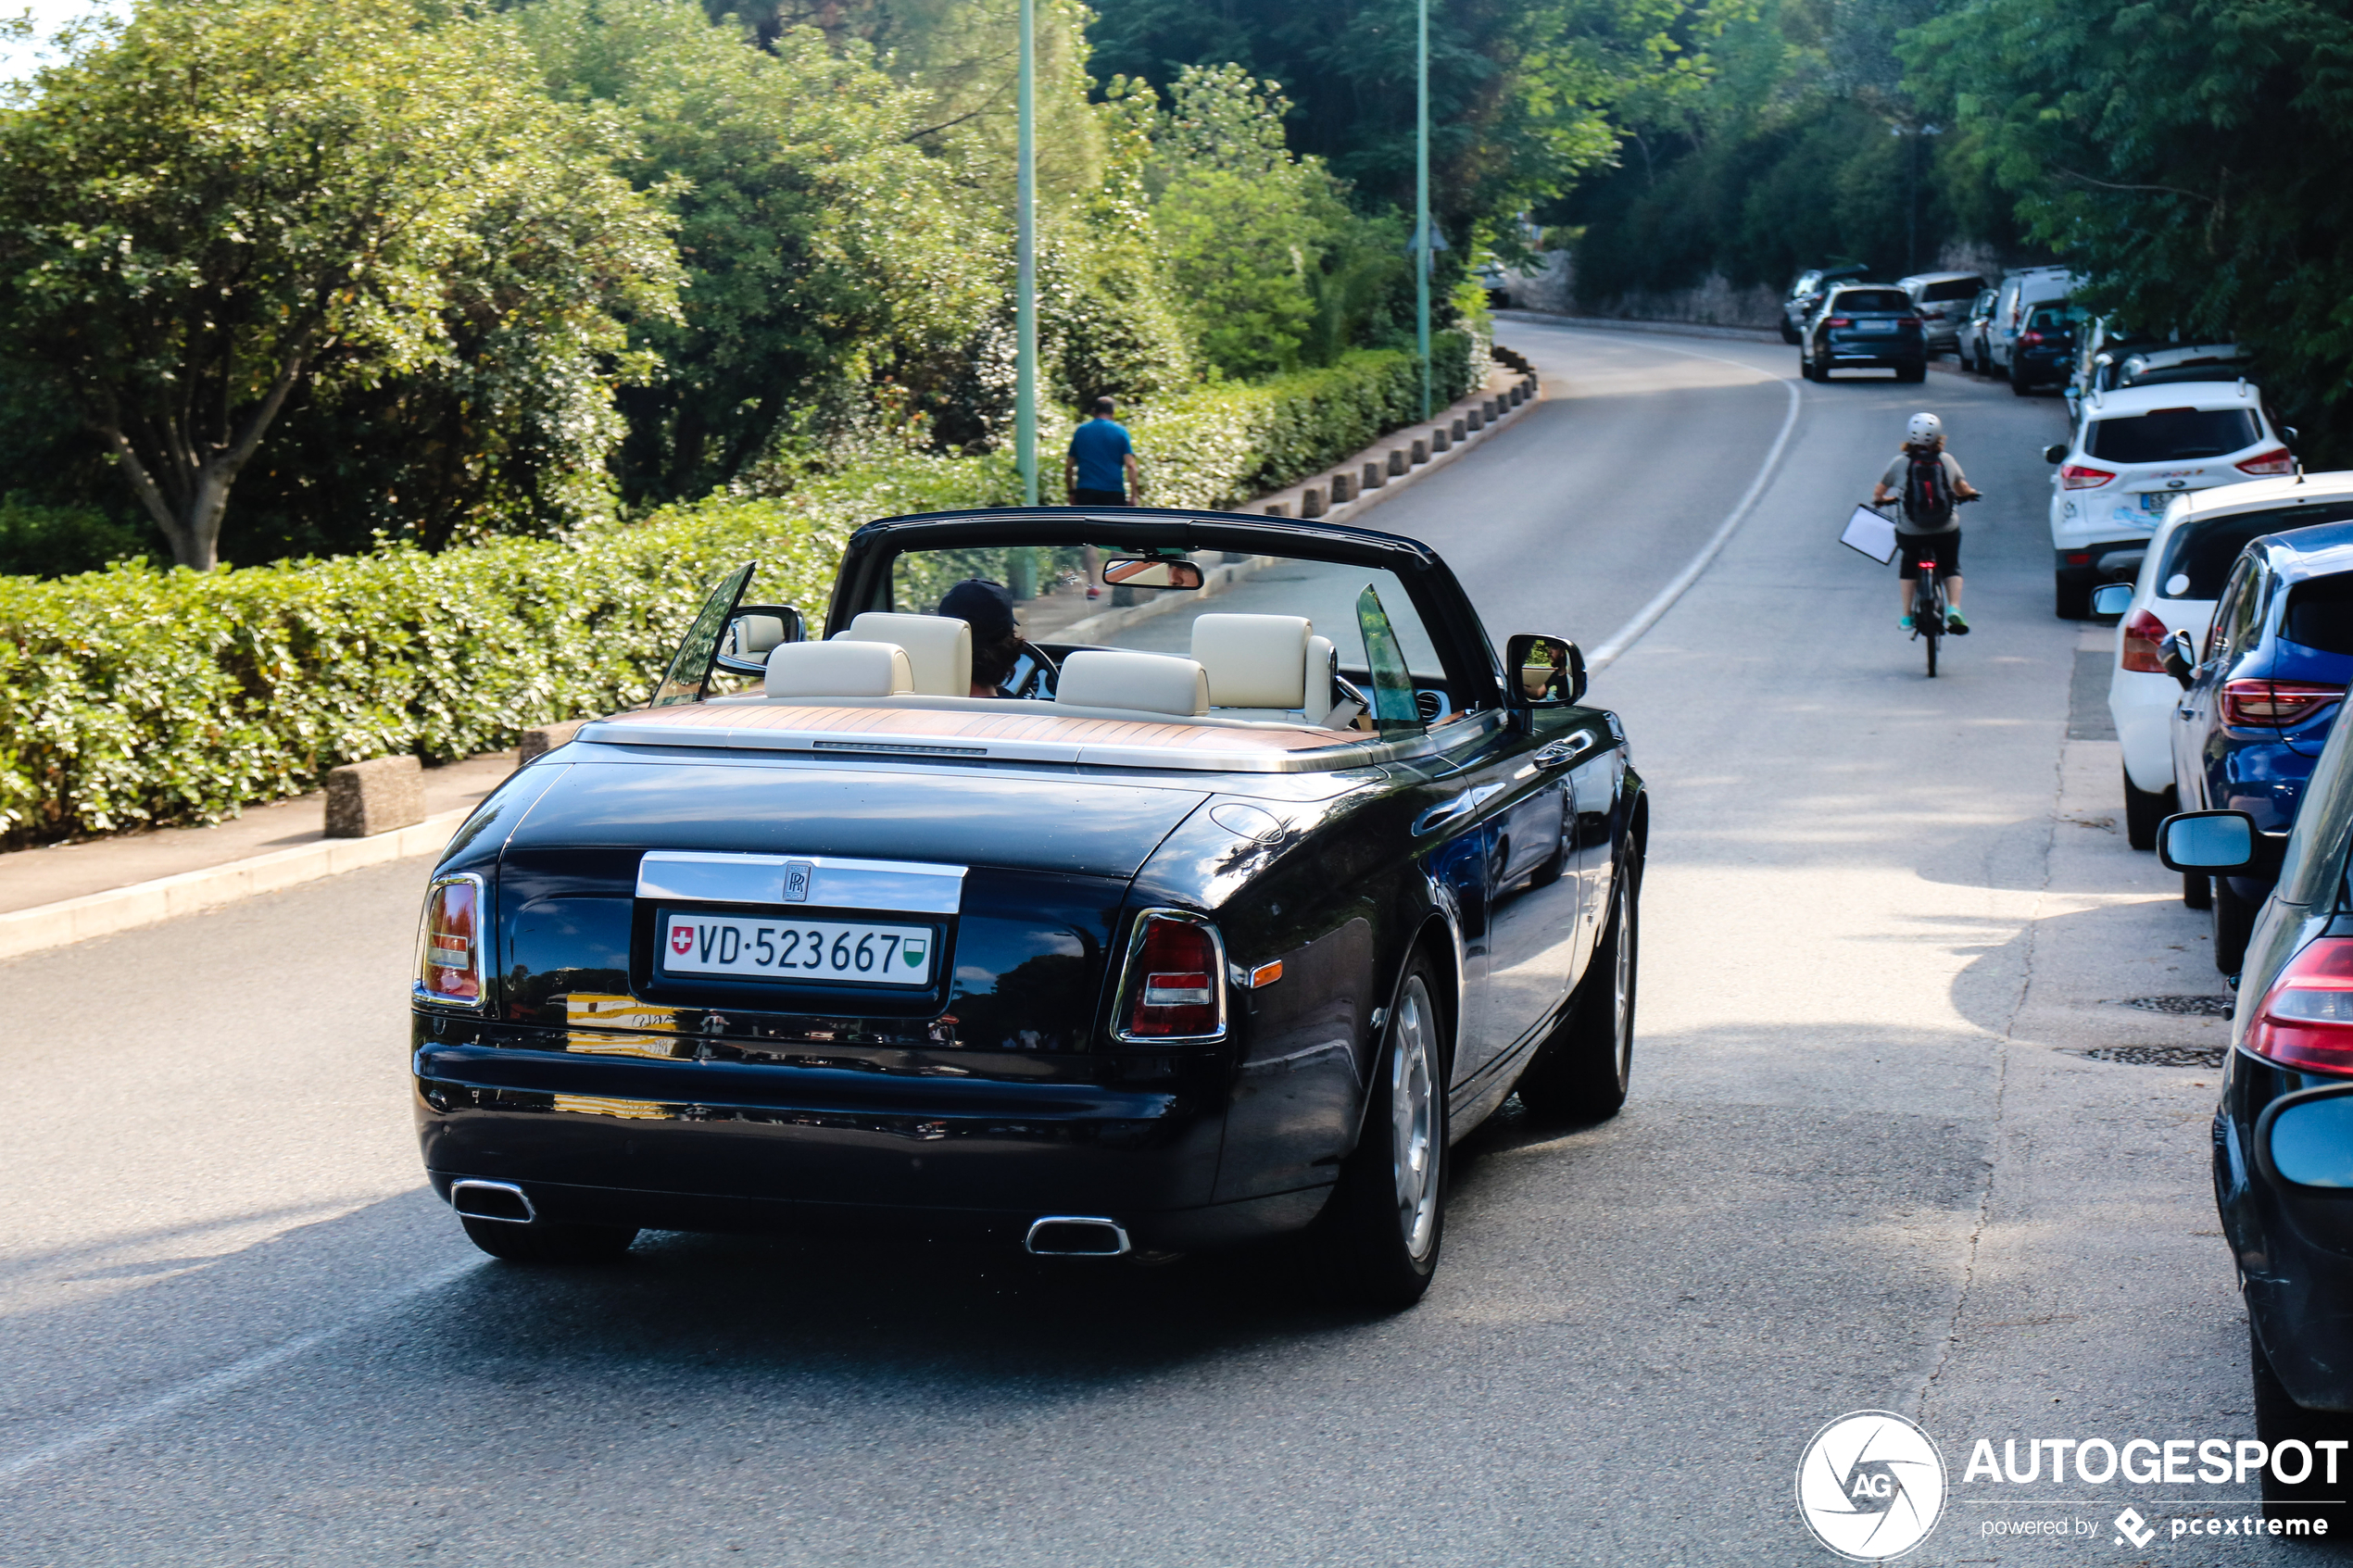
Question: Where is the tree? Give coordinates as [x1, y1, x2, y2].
[1907, 0, 2353, 459]
[0, 0, 679, 569]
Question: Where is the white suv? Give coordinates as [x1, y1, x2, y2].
[2046, 380, 2292, 617]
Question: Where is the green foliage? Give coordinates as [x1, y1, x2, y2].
[0, 336, 1478, 844]
[0, 0, 680, 569]
[1907, 0, 2353, 462]
[0, 495, 155, 578]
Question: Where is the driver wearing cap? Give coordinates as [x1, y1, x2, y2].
[937, 578, 1024, 697]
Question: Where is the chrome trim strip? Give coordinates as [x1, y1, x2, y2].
[635, 851, 966, 914]
[1024, 1216, 1133, 1257]
[449, 1179, 536, 1224]
[1110, 907, 1228, 1044]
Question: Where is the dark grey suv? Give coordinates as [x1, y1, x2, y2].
[1800, 285, 1928, 383]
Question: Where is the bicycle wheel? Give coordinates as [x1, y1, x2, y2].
[1926, 621, 1938, 677]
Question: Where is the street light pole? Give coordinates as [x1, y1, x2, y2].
[1416, 0, 1430, 420]
[1015, 0, 1038, 507]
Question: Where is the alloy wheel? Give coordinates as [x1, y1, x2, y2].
[1390, 977, 1441, 1262]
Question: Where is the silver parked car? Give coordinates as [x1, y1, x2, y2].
[1897, 271, 1986, 353]
[1957, 286, 1999, 374]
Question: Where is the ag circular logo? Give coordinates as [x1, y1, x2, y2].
[1795, 1410, 1946, 1561]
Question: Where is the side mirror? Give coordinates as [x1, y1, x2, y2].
[1101, 556, 1204, 590]
[2044, 444, 2068, 463]
[713, 604, 804, 676]
[2090, 583, 2133, 618]
[2158, 809, 2285, 876]
[2163, 628, 2198, 688]
[2285, 427, 2300, 443]
[1505, 633, 1585, 708]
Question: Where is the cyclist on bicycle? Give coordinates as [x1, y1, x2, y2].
[1870, 411, 1980, 633]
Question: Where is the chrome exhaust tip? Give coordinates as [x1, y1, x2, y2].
[1024, 1216, 1131, 1257]
[449, 1179, 535, 1223]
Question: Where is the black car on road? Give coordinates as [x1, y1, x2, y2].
[1800, 284, 1928, 383]
[409, 508, 1648, 1309]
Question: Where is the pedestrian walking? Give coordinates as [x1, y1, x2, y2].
[1065, 396, 1141, 507]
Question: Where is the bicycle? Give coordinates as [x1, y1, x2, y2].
[1869, 495, 1974, 678]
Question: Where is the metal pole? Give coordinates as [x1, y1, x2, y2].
[1416, 0, 1430, 420]
[1015, 0, 1038, 506]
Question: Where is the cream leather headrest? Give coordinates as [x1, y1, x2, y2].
[1191, 613, 1311, 709]
[765, 640, 912, 699]
[1053, 650, 1210, 716]
[841, 612, 972, 697]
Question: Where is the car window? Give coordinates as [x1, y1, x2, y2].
[2284, 572, 2353, 655]
[2027, 306, 2072, 332]
[1920, 279, 1982, 303]
[1831, 290, 1911, 313]
[2208, 558, 2256, 661]
[2278, 710, 2353, 909]
[2161, 505, 2353, 598]
[2084, 407, 2261, 463]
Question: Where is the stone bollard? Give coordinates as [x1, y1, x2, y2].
[1450, 417, 1467, 442]
[1466, 408, 1484, 433]
[1329, 471, 1357, 505]
[1362, 460, 1385, 492]
[325, 755, 424, 838]
[1388, 448, 1411, 476]
[1523, 375, 1538, 398]
[1483, 398, 1500, 420]
[519, 719, 589, 764]
[1263, 502, 1288, 518]
[1428, 428, 1450, 454]
[1299, 484, 1328, 520]
[1508, 384, 1524, 407]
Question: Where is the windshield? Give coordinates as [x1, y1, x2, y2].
[1831, 290, 1910, 314]
[1919, 279, 1982, 303]
[2085, 408, 2261, 463]
[2158, 506, 2353, 599]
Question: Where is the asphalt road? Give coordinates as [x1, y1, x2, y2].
[0, 326, 2307, 1566]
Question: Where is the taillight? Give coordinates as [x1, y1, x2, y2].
[416, 872, 486, 1008]
[2120, 608, 2171, 672]
[2237, 448, 2295, 476]
[1896, 316, 1922, 327]
[2021, 331, 2044, 345]
[2248, 939, 2353, 1075]
[2221, 679, 2347, 728]
[1118, 911, 1225, 1039]
[2061, 464, 2116, 489]
[1825, 317, 1853, 329]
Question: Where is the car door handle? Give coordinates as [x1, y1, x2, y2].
[1535, 741, 1579, 769]
[1413, 784, 1503, 835]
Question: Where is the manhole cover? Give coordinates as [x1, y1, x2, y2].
[2114, 995, 2234, 1018]
[2076, 1046, 2228, 1068]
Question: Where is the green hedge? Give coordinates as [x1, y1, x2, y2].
[0, 332, 1482, 844]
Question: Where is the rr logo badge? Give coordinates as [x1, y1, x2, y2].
[782, 861, 813, 902]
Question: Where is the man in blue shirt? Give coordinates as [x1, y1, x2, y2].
[1064, 396, 1141, 506]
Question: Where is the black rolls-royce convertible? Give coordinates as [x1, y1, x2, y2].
[412, 508, 1647, 1307]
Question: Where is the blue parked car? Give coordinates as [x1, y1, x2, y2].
[2165, 521, 2353, 972]
[2161, 714, 2353, 1525]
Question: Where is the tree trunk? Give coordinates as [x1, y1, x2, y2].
[95, 348, 308, 571]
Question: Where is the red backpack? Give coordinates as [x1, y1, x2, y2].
[1903, 450, 1954, 529]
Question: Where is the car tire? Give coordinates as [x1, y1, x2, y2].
[459, 1214, 639, 1264]
[1780, 322, 1801, 345]
[2122, 769, 2174, 851]
[1897, 361, 1927, 383]
[2184, 870, 2213, 910]
[2010, 360, 2033, 395]
[2213, 875, 2260, 975]
[1798, 352, 1818, 382]
[1319, 953, 1449, 1311]
[1516, 858, 1639, 1123]
[2053, 574, 2092, 620]
[2250, 1323, 2353, 1525]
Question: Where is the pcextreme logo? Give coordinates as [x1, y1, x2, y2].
[1797, 1411, 1948, 1561]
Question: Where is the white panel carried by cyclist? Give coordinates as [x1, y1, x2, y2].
[1869, 412, 1982, 633]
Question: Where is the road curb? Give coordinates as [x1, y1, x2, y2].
[0, 807, 472, 961]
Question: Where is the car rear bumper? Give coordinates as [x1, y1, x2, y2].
[411, 1036, 1315, 1251]
[2221, 1082, 2353, 1409]
[2110, 666, 2178, 790]
[2053, 543, 2149, 585]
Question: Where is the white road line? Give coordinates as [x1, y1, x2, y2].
[1554, 332, 1806, 673]
[0, 1251, 480, 1486]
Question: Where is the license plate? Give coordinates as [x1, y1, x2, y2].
[2141, 492, 2172, 512]
[1851, 323, 1893, 334]
[658, 911, 937, 985]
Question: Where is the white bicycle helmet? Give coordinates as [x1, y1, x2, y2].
[1906, 411, 1944, 444]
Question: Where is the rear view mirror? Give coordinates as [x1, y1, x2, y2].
[1504, 633, 1585, 708]
[2090, 583, 2133, 618]
[1101, 556, 1204, 590]
[2286, 427, 2301, 443]
[2044, 444, 2068, 463]
[2159, 810, 2252, 872]
[713, 603, 804, 676]
[2164, 628, 2198, 688]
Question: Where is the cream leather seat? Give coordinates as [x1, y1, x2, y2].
[1053, 650, 1209, 717]
[1190, 613, 1343, 726]
[765, 640, 912, 699]
[837, 612, 972, 697]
